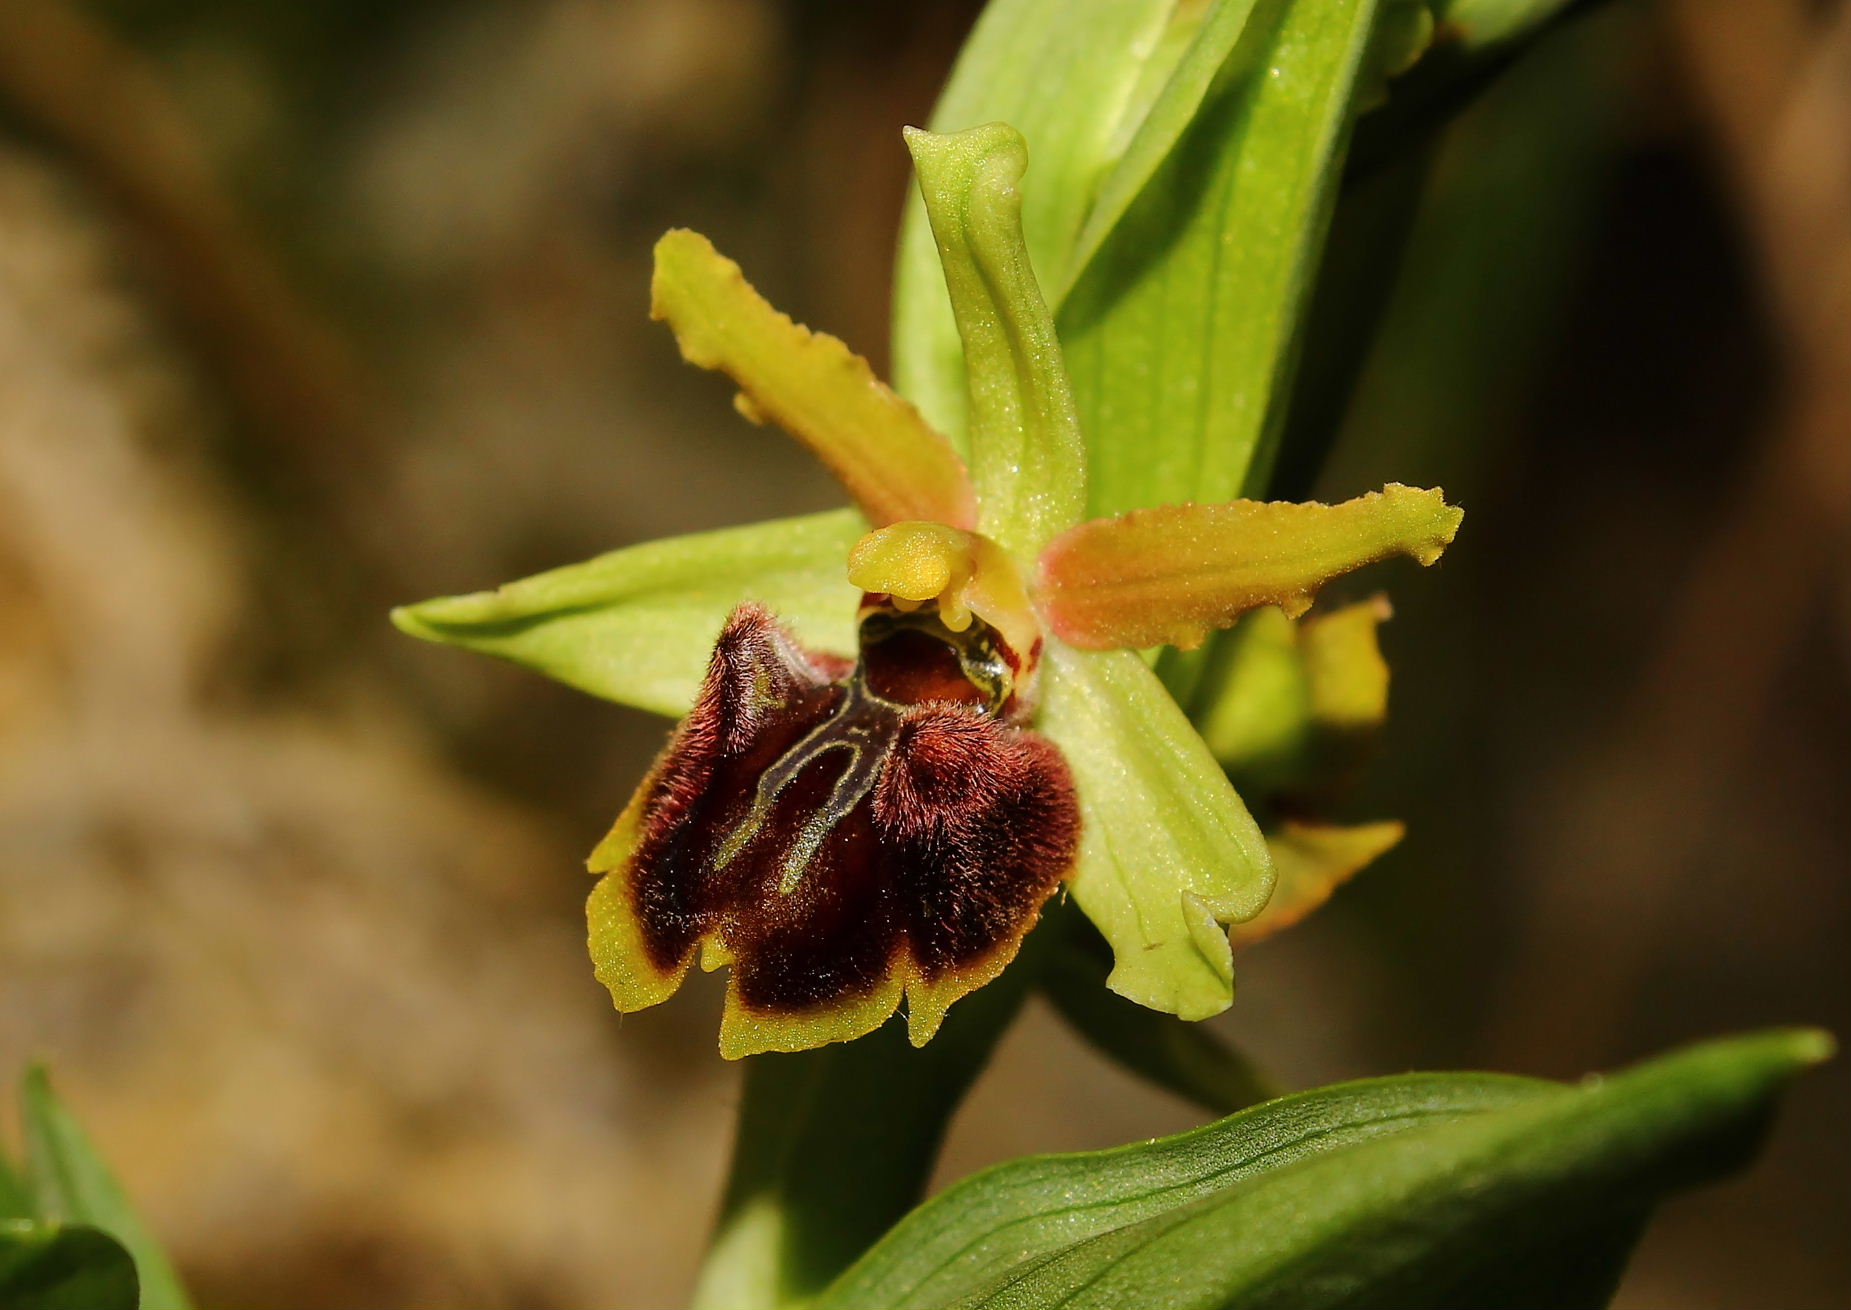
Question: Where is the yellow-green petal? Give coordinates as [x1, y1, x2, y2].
[1199, 597, 1392, 791]
[1229, 819, 1405, 948]
[1037, 484, 1461, 651]
[651, 229, 977, 531]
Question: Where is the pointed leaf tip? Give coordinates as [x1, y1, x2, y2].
[1038, 484, 1462, 651]
[650, 228, 976, 530]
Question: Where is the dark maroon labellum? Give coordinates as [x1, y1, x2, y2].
[588, 601, 1078, 1056]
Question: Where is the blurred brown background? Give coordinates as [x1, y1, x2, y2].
[0, 1, 1844, 1307]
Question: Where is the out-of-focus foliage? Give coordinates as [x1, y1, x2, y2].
[2, 1067, 189, 1310]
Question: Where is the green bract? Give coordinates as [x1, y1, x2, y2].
[396, 118, 1462, 1037]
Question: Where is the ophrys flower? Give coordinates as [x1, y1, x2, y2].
[395, 124, 1461, 1058]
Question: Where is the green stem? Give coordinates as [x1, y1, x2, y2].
[690, 958, 1033, 1310]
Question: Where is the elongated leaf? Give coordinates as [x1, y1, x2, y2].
[892, 0, 1207, 441]
[832, 1029, 1825, 1310]
[651, 230, 976, 531]
[1037, 641, 1273, 1020]
[905, 125, 1086, 559]
[21, 1068, 192, 1310]
[392, 509, 864, 718]
[818, 1069, 1556, 1310]
[1061, 0, 1383, 516]
[0, 1223, 138, 1310]
[1056, 0, 1263, 302]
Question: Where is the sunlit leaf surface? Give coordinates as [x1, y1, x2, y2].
[822, 1030, 1827, 1310]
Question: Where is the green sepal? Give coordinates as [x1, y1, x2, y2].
[392, 509, 864, 717]
[905, 124, 1088, 559]
[1037, 641, 1274, 1020]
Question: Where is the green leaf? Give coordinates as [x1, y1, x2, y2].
[0, 1223, 139, 1310]
[1041, 911, 1279, 1115]
[1037, 641, 1274, 1020]
[1060, 0, 1383, 517]
[892, 0, 1209, 441]
[818, 1068, 1555, 1310]
[21, 1067, 193, 1310]
[825, 1029, 1828, 1310]
[1055, 0, 1264, 303]
[904, 125, 1087, 559]
[392, 509, 864, 718]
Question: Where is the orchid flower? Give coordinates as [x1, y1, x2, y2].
[394, 124, 1460, 1059]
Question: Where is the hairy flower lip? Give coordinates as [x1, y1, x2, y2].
[589, 603, 1078, 1058]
